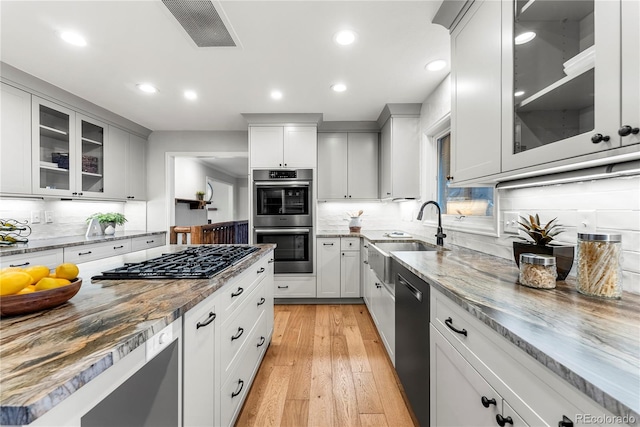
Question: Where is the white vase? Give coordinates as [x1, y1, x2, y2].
[104, 225, 116, 235]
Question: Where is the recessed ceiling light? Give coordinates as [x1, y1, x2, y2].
[137, 83, 157, 94]
[331, 83, 347, 92]
[270, 90, 283, 100]
[60, 31, 87, 47]
[184, 90, 198, 100]
[425, 59, 447, 71]
[515, 31, 536, 45]
[334, 30, 356, 46]
[514, 90, 525, 97]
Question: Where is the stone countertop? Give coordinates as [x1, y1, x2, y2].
[0, 231, 167, 256]
[317, 229, 425, 241]
[0, 243, 275, 426]
[391, 247, 640, 423]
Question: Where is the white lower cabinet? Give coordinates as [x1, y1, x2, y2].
[363, 262, 395, 364]
[130, 235, 165, 252]
[430, 287, 621, 427]
[63, 239, 132, 264]
[316, 237, 360, 298]
[182, 253, 274, 427]
[0, 248, 63, 270]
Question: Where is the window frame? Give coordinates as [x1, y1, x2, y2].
[422, 115, 499, 237]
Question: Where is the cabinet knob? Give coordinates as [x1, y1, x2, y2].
[481, 396, 497, 408]
[496, 415, 513, 426]
[618, 125, 640, 137]
[375, 283, 382, 288]
[72, 192, 77, 196]
[344, 195, 347, 198]
[591, 133, 610, 144]
[558, 415, 574, 427]
[446, 175, 454, 181]
[279, 163, 282, 167]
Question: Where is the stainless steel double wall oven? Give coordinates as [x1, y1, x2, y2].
[253, 169, 313, 274]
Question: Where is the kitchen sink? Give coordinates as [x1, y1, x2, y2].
[368, 240, 444, 285]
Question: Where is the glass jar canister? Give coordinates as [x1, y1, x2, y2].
[576, 233, 622, 299]
[519, 253, 557, 289]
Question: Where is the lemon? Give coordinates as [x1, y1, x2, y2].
[1, 266, 23, 274]
[16, 285, 36, 295]
[0, 271, 32, 295]
[24, 265, 51, 285]
[55, 263, 79, 280]
[35, 277, 67, 291]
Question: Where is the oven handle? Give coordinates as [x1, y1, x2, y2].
[255, 228, 311, 234]
[254, 181, 310, 187]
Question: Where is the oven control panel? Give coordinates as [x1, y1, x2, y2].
[268, 170, 297, 179]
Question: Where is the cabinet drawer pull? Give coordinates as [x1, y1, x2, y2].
[79, 251, 93, 256]
[9, 262, 30, 267]
[257, 336, 266, 348]
[231, 327, 244, 341]
[277, 285, 289, 289]
[257, 267, 265, 274]
[481, 396, 497, 408]
[496, 414, 513, 426]
[363, 260, 369, 264]
[231, 287, 244, 297]
[445, 317, 468, 336]
[231, 379, 244, 398]
[146, 240, 154, 244]
[558, 415, 574, 427]
[375, 283, 382, 289]
[196, 312, 216, 329]
[113, 245, 124, 249]
[268, 258, 275, 263]
[323, 243, 334, 246]
[257, 297, 266, 306]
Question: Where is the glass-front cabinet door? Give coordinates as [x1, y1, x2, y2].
[502, 0, 621, 171]
[32, 97, 76, 196]
[77, 115, 106, 196]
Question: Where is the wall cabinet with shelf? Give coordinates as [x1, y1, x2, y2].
[249, 126, 317, 169]
[0, 82, 32, 195]
[317, 132, 379, 200]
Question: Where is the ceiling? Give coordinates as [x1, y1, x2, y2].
[0, 1, 450, 132]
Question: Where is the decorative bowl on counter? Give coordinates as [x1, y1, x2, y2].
[0, 278, 82, 317]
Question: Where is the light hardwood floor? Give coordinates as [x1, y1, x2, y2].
[235, 304, 416, 427]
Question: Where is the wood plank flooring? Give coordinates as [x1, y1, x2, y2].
[235, 304, 416, 427]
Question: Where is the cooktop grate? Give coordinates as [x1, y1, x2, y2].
[92, 246, 259, 280]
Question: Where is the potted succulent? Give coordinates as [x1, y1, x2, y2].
[513, 214, 574, 280]
[86, 213, 127, 235]
[195, 191, 206, 201]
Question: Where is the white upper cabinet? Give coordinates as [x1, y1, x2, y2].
[250, 126, 317, 168]
[318, 132, 378, 200]
[621, 0, 640, 147]
[502, 0, 634, 172]
[450, 0, 502, 183]
[0, 83, 31, 194]
[379, 116, 420, 200]
[76, 114, 108, 197]
[106, 125, 146, 200]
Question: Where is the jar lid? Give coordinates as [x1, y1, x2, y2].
[578, 233, 622, 242]
[520, 253, 556, 266]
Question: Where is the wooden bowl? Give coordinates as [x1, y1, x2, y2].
[0, 278, 82, 317]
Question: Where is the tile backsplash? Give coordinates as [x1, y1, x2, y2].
[318, 175, 640, 295]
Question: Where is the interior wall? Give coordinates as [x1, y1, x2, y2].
[236, 177, 249, 221]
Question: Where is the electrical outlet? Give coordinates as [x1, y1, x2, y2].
[30, 211, 41, 224]
[503, 211, 520, 235]
[577, 210, 596, 233]
[45, 211, 54, 223]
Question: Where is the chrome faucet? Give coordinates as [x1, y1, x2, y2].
[417, 201, 447, 246]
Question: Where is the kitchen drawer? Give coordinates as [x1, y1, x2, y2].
[341, 237, 360, 251]
[220, 310, 266, 427]
[0, 249, 63, 269]
[219, 282, 263, 385]
[130, 234, 164, 252]
[431, 289, 598, 426]
[274, 276, 316, 298]
[64, 239, 132, 264]
[218, 255, 270, 318]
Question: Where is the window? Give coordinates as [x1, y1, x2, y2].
[437, 133, 494, 217]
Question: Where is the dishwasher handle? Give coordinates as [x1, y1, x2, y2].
[397, 274, 422, 302]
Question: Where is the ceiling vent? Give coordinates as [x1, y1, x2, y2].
[162, 0, 236, 47]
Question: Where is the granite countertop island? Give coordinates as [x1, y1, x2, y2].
[320, 229, 640, 422]
[0, 243, 275, 425]
[0, 230, 166, 257]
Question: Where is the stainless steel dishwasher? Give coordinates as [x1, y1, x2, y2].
[393, 259, 430, 426]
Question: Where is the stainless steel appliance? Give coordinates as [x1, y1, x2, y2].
[91, 246, 258, 280]
[253, 169, 313, 274]
[393, 258, 430, 426]
[253, 169, 312, 227]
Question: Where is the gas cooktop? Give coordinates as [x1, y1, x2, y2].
[92, 246, 259, 280]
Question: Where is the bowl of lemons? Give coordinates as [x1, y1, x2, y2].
[0, 263, 81, 317]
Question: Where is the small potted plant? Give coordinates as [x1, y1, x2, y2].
[513, 214, 574, 280]
[86, 213, 127, 235]
[195, 191, 205, 201]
